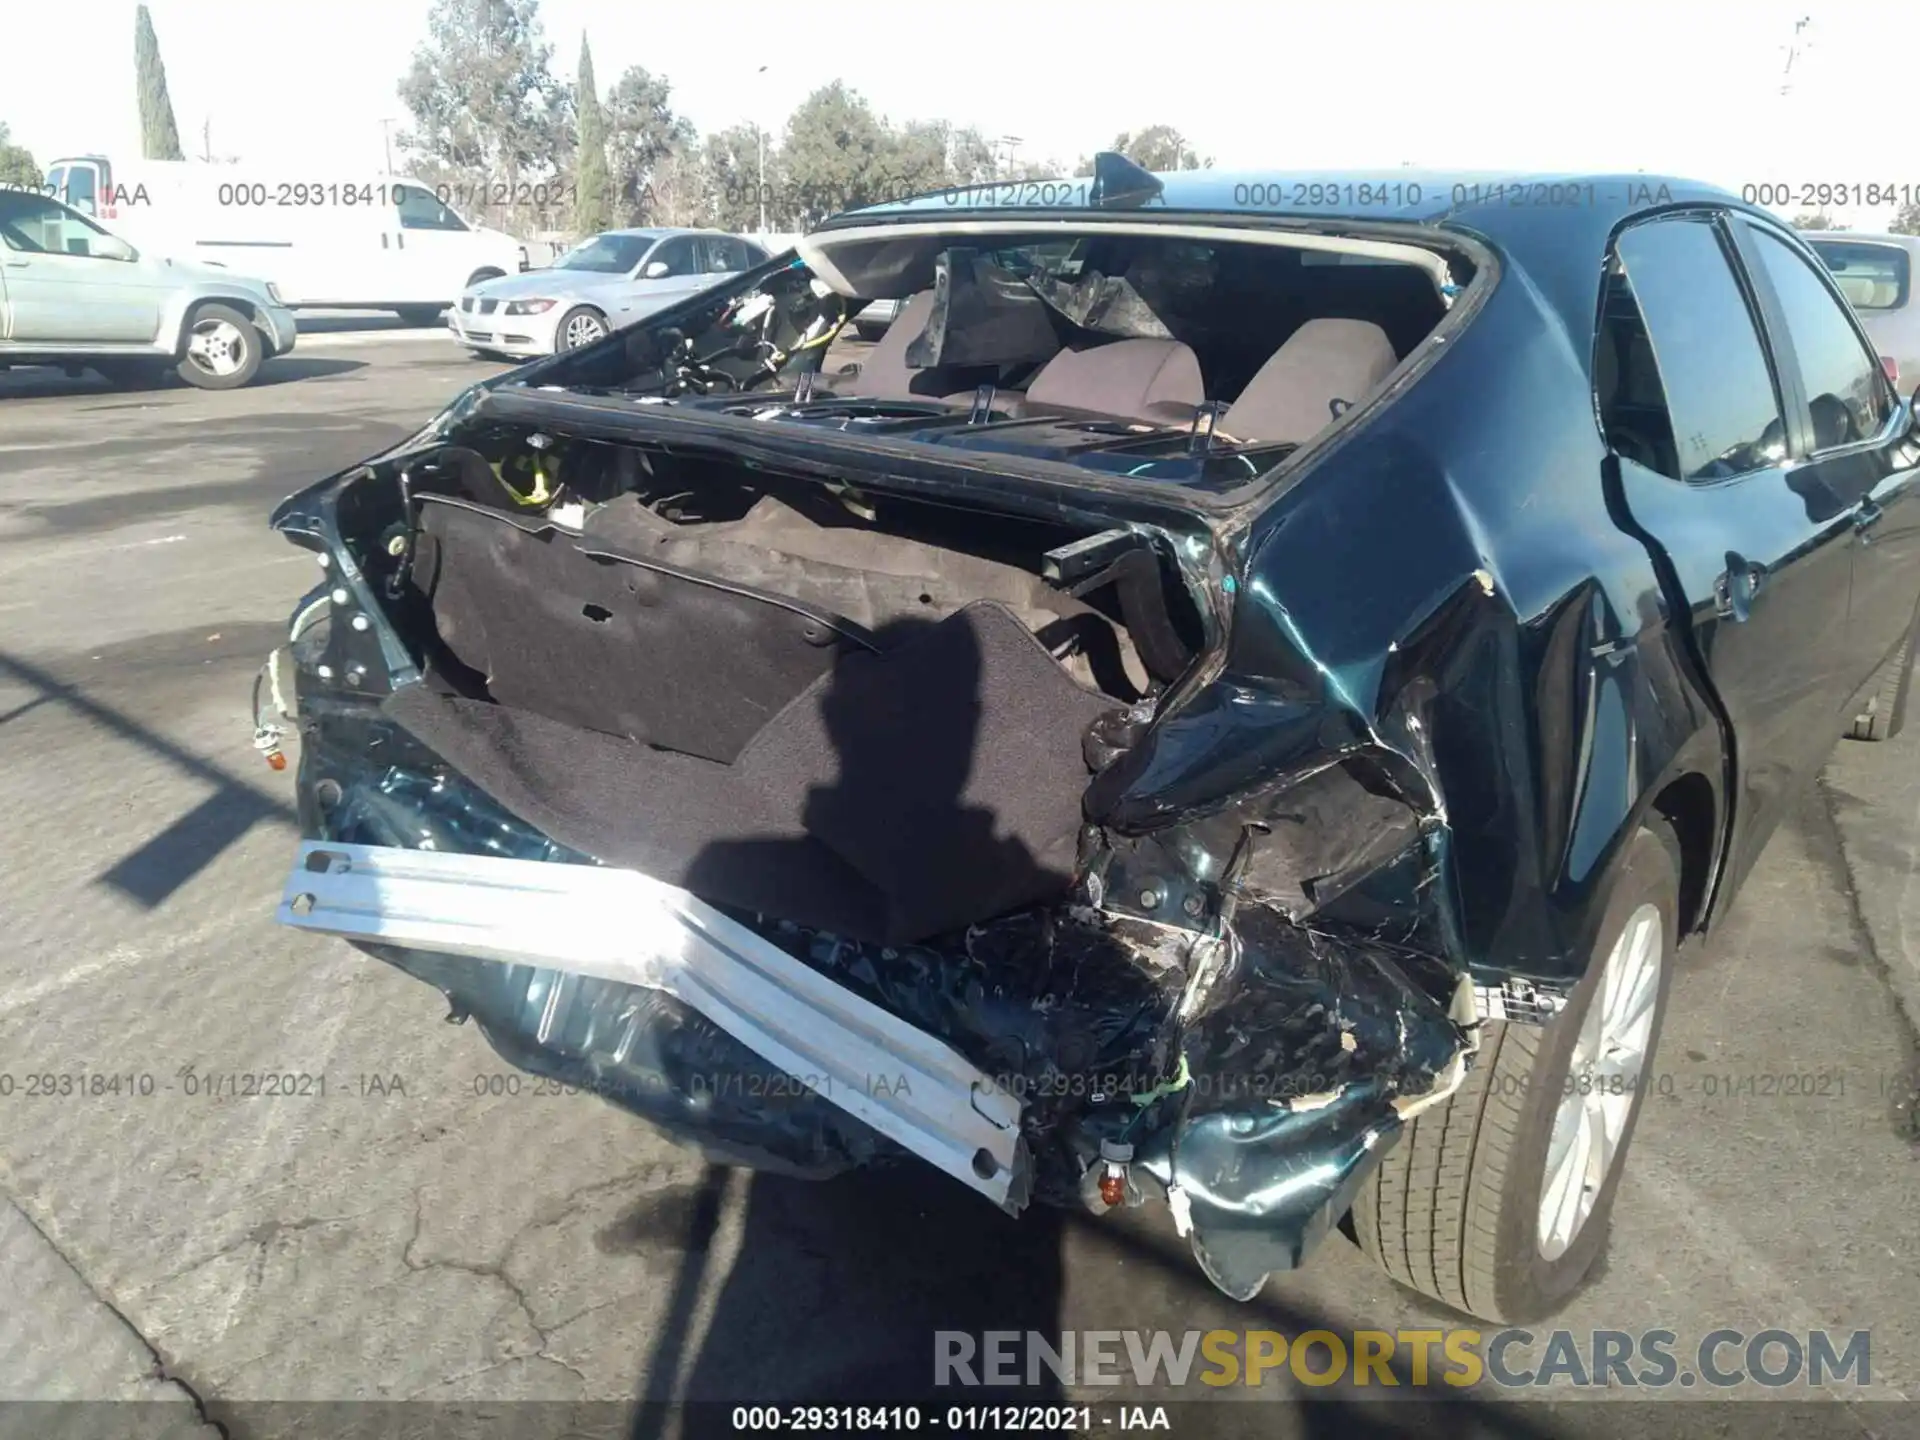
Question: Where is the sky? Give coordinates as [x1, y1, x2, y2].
[4, 0, 1910, 229]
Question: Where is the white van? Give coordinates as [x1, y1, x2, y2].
[44, 156, 530, 323]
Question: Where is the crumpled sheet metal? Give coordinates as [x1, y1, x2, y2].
[302, 708, 1468, 1291]
[1138, 906, 1466, 1298]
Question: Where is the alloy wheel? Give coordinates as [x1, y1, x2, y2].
[564, 313, 607, 350]
[187, 317, 248, 378]
[1537, 902, 1663, 1259]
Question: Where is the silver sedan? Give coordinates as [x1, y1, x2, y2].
[449, 228, 771, 360]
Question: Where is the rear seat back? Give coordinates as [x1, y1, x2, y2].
[1021, 338, 1205, 424]
[835, 291, 942, 398]
[1218, 318, 1397, 445]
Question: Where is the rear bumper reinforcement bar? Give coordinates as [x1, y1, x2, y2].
[277, 841, 1028, 1207]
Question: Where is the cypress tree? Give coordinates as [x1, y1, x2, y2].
[574, 34, 612, 233]
[135, 5, 185, 161]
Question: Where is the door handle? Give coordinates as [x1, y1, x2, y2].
[1855, 497, 1885, 542]
[1714, 556, 1766, 622]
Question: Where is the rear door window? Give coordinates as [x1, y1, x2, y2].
[702, 236, 750, 273]
[1613, 216, 1786, 482]
[1750, 228, 1896, 450]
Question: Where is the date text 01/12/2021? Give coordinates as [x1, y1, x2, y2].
[728, 1406, 1168, 1432]
[0, 1071, 408, 1099]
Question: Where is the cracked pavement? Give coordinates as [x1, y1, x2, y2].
[1, 341, 1917, 1438]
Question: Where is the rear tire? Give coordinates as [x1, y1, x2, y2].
[1848, 626, 1916, 741]
[1353, 822, 1679, 1322]
[394, 305, 445, 327]
[176, 304, 263, 390]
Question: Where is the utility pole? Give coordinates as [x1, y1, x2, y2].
[1778, 16, 1825, 222]
[200, 116, 211, 163]
[1780, 14, 1812, 95]
[380, 118, 398, 177]
[756, 66, 769, 234]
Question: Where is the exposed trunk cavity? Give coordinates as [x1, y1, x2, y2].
[376, 438, 1205, 946]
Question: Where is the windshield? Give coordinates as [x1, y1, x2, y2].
[555, 233, 655, 274]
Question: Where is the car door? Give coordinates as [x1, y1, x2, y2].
[626, 235, 710, 319]
[1602, 211, 1860, 902]
[1737, 220, 1920, 687]
[0, 190, 167, 343]
[388, 184, 475, 305]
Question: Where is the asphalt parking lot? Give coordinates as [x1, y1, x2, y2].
[1, 333, 1917, 1440]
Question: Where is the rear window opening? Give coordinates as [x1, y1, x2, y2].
[536, 223, 1474, 488]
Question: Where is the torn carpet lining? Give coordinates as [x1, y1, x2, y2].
[384, 598, 1112, 944]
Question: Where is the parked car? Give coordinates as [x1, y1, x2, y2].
[44, 155, 529, 324]
[258, 156, 1920, 1321]
[448, 228, 770, 359]
[0, 185, 295, 389]
[1808, 231, 1920, 384]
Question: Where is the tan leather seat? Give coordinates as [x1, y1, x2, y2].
[1218, 319, 1398, 445]
[1833, 273, 1878, 307]
[833, 291, 942, 399]
[1019, 338, 1205, 424]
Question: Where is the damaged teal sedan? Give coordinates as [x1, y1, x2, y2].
[256, 155, 1920, 1320]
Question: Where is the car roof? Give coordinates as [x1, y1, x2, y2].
[832, 169, 1750, 237]
[824, 167, 1777, 350]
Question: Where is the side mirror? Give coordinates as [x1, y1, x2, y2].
[69, 234, 137, 263]
[643, 260, 670, 279]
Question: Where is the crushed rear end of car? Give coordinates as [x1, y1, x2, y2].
[258, 186, 1503, 1299]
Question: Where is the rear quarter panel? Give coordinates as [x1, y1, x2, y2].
[1096, 236, 1725, 983]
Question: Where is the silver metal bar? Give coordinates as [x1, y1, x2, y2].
[278, 842, 1026, 1207]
